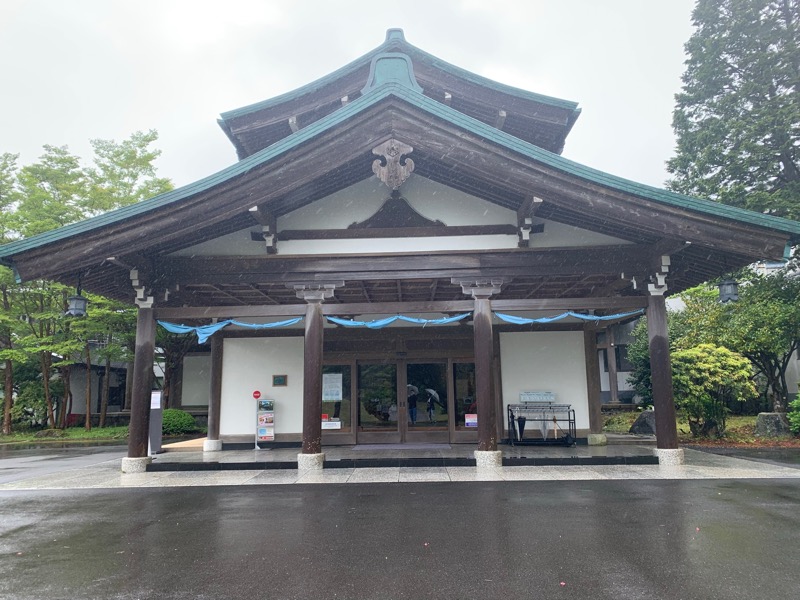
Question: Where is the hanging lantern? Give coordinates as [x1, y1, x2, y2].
[65, 273, 88, 317]
[65, 293, 88, 317]
[718, 278, 739, 303]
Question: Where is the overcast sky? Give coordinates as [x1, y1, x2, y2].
[0, 0, 696, 190]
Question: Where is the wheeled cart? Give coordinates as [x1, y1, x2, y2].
[507, 394, 576, 446]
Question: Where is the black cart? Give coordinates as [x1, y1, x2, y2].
[507, 398, 576, 446]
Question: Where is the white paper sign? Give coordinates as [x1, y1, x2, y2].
[322, 373, 343, 401]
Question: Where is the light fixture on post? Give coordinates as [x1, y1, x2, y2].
[65, 273, 88, 317]
[718, 278, 739, 303]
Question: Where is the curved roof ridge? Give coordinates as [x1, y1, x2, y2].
[219, 29, 580, 122]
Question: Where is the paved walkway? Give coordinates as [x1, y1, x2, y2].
[1, 446, 799, 490]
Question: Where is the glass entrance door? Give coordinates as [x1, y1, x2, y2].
[356, 361, 451, 443]
[357, 363, 400, 443]
[406, 362, 449, 443]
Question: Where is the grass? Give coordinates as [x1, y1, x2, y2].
[0, 425, 131, 444]
[603, 410, 800, 447]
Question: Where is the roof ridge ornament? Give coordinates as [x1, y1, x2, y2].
[361, 51, 424, 95]
[372, 139, 415, 190]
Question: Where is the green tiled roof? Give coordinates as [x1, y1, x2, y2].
[2, 58, 799, 263]
[219, 29, 580, 122]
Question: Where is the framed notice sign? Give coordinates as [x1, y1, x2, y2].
[465, 413, 478, 428]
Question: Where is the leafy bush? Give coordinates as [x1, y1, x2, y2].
[161, 409, 199, 435]
[789, 398, 800, 435]
[11, 381, 50, 428]
[671, 344, 757, 437]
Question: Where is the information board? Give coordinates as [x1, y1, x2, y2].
[256, 399, 275, 445]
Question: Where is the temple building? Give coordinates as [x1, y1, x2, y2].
[2, 30, 799, 471]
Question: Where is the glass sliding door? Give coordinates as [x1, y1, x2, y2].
[406, 362, 449, 442]
[357, 363, 400, 442]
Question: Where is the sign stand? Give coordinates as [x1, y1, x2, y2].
[254, 390, 274, 450]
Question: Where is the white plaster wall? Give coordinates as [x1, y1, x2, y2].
[69, 368, 101, 414]
[181, 354, 211, 407]
[499, 331, 589, 430]
[219, 337, 305, 436]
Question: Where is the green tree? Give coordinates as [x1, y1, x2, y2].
[671, 343, 757, 437]
[667, 0, 800, 220]
[0, 131, 172, 433]
[84, 130, 173, 215]
[13, 146, 88, 237]
[720, 268, 800, 411]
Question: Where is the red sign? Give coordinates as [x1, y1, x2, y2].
[253, 390, 261, 399]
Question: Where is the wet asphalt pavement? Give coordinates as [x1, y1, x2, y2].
[1, 478, 799, 600]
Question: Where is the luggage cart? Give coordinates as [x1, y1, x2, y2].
[507, 392, 576, 446]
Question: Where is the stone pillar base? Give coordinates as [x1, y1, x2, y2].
[474, 450, 502, 469]
[297, 452, 325, 470]
[587, 433, 607, 446]
[203, 439, 223, 452]
[121, 456, 152, 473]
[654, 448, 685, 466]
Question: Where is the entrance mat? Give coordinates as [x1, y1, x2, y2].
[351, 444, 452, 451]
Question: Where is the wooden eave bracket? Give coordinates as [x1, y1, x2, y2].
[517, 196, 545, 248]
[453, 277, 507, 299]
[248, 206, 278, 254]
[290, 281, 345, 302]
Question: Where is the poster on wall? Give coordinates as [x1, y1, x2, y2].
[256, 399, 275, 443]
[322, 373, 343, 401]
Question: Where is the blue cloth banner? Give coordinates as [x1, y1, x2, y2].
[493, 309, 644, 325]
[157, 317, 304, 344]
[326, 313, 471, 329]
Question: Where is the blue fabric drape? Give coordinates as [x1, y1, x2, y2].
[157, 317, 304, 344]
[326, 313, 471, 329]
[493, 309, 644, 325]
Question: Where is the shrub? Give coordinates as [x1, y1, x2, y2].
[789, 398, 800, 435]
[161, 409, 198, 436]
[671, 344, 757, 437]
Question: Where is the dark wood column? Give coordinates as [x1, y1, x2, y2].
[456, 278, 503, 452]
[583, 328, 603, 434]
[127, 306, 155, 458]
[302, 298, 324, 454]
[474, 295, 497, 451]
[647, 293, 679, 449]
[294, 282, 341, 455]
[206, 333, 224, 442]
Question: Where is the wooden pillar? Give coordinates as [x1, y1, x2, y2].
[473, 295, 497, 451]
[206, 333, 224, 442]
[455, 278, 503, 453]
[647, 293, 678, 449]
[584, 328, 603, 434]
[127, 306, 155, 458]
[302, 298, 324, 454]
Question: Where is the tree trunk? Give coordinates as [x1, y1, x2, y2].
[58, 366, 71, 429]
[2, 358, 12, 435]
[84, 344, 92, 431]
[40, 352, 55, 428]
[99, 352, 111, 428]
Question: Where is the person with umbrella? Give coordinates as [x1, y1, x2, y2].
[425, 389, 439, 422]
[407, 384, 419, 424]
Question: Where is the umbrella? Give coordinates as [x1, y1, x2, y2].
[407, 384, 419, 396]
[425, 389, 439, 402]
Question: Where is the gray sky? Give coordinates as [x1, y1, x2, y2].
[0, 0, 696, 189]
